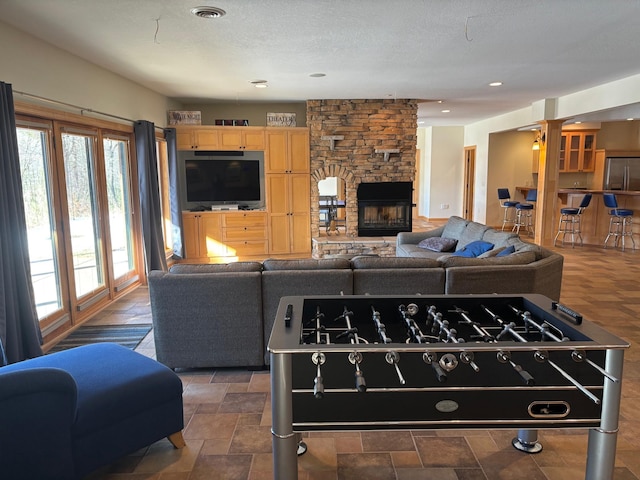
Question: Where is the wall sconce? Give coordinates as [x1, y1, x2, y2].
[532, 132, 546, 151]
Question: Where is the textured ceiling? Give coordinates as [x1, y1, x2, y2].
[3, 0, 640, 126]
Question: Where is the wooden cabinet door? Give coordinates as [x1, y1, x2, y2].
[201, 214, 225, 257]
[581, 133, 596, 171]
[266, 130, 288, 172]
[266, 174, 290, 253]
[176, 128, 196, 150]
[182, 213, 202, 258]
[289, 174, 311, 254]
[218, 128, 265, 150]
[289, 129, 310, 173]
[193, 129, 219, 150]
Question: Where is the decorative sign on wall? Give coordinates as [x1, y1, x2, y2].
[267, 112, 297, 127]
[215, 119, 250, 126]
[167, 110, 201, 125]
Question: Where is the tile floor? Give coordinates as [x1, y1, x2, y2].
[81, 241, 640, 480]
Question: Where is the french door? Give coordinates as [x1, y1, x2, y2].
[16, 117, 141, 338]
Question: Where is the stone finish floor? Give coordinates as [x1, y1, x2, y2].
[81, 227, 640, 479]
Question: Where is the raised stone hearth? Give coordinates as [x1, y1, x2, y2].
[312, 236, 396, 259]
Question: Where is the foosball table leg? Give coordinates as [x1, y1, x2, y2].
[585, 348, 624, 480]
[270, 352, 298, 480]
[512, 429, 543, 454]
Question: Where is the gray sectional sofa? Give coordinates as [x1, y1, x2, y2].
[148, 217, 563, 369]
[396, 215, 563, 301]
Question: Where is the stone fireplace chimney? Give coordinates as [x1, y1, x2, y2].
[307, 99, 418, 238]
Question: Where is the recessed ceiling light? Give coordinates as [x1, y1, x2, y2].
[250, 80, 268, 88]
[575, 121, 582, 124]
[190, 6, 226, 18]
[627, 118, 635, 121]
[489, 81, 503, 87]
[441, 109, 451, 113]
[309, 73, 326, 78]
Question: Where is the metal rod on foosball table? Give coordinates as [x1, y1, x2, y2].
[510, 305, 620, 384]
[450, 305, 495, 342]
[484, 305, 600, 404]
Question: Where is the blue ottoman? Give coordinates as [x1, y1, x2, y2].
[0, 342, 184, 479]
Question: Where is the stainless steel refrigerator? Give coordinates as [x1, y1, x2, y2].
[603, 157, 640, 191]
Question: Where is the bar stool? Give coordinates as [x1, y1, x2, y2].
[603, 193, 636, 251]
[498, 188, 519, 231]
[554, 193, 592, 247]
[513, 189, 537, 236]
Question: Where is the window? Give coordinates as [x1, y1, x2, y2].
[16, 113, 142, 338]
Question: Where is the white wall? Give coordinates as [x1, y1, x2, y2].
[417, 126, 465, 219]
[0, 20, 178, 126]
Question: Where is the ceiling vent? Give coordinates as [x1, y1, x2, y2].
[190, 6, 226, 19]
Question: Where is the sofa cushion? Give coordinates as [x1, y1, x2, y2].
[456, 222, 492, 250]
[451, 240, 494, 257]
[482, 229, 519, 248]
[262, 258, 351, 270]
[351, 256, 441, 269]
[496, 245, 516, 257]
[478, 246, 506, 258]
[169, 262, 263, 273]
[441, 216, 469, 241]
[417, 237, 457, 252]
[440, 250, 536, 267]
[513, 242, 546, 260]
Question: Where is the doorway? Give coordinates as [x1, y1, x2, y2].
[463, 146, 476, 221]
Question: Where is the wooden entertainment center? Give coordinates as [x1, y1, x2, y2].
[176, 126, 311, 261]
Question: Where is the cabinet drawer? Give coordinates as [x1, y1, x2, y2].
[223, 212, 267, 227]
[225, 240, 268, 256]
[223, 226, 267, 241]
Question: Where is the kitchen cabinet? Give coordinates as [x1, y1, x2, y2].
[175, 127, 219, 150]
[182, 211, 268, 259]
[559, 131, 597, 172]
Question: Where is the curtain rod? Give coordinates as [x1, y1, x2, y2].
[14, 89, 166, 130]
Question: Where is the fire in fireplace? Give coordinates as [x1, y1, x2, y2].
[357, 182, 413, 236]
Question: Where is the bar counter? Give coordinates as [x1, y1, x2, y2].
[556, 189, 640, 247]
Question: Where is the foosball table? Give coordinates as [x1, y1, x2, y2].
[267, 294, 629, 480]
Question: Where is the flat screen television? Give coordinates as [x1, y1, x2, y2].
[184, 158, 263, 207]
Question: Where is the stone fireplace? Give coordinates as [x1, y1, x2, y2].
[307, 99, 418, 240]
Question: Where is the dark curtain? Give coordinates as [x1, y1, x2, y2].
[0, 81, 43, 364]
[134, 120, 168, 273]
[165, 128, 183, 258]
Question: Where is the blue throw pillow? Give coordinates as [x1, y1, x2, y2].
[495, 245, 516, 257]
[451, 240, 494, 258]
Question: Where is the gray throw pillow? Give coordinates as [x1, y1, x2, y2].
[417, 237, 457, 252]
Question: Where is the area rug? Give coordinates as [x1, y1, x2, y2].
[49, 324, 152, 353]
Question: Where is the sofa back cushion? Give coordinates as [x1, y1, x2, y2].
[262, 258, 351, 270]
[169, 262, 263, 274]
[482, 229, 519, 248]
[351, 256, 440, 269]
[441, 216, 469, 241]
[456, 221, 492, 250]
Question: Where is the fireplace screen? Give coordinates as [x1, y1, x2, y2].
[358, 202, 411, 236]
[357, 182, 413, 236]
